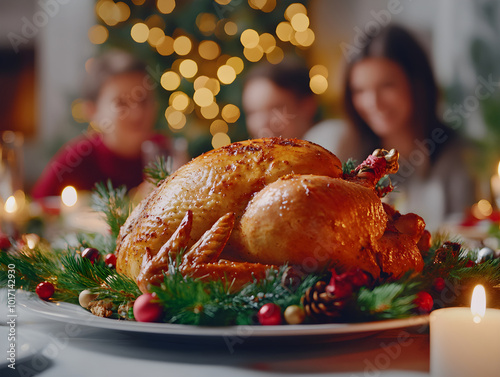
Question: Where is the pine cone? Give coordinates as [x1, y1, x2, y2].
[301, 281, 347, 322]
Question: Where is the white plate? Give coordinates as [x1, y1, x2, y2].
[17, 290, 429, 339]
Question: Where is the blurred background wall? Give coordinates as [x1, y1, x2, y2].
[1, 0, 499, 193]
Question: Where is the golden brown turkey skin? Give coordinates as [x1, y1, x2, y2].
[116, 138, 343, 280]
[238, 175, 387, 278]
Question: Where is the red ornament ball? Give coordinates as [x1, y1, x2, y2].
[133, 293, 163, 322]
[36, 281, 55, 300]
[433, 277, 446, 292]
[257, 303, 282, 325]
[82, 248, 100, 264]
[0, 233, 11, 250]
[414, 291, 433, 313]
[104, 253, 117, 268]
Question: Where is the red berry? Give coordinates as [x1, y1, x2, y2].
[465, 260, 475, 268]
[104, 253, 117, 268]
[36, 282, 55, 300]
[0, 233, 11, 250]
[82, 248, 100, 264]
[133, 293, 163, 322]
[414, 291, 433, 313]
[257, 303, 282, 325]
[433, 278, 446, 292]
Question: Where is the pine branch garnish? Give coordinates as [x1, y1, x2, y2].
[90, 180, 130, 239]
[342, 158, 357, 175]
[356, 281, 422, 320]
[144, 155, 173, 186]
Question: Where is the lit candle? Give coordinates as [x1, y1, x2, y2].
[430, 285, 500, 377]
[61, 185, 78, 208]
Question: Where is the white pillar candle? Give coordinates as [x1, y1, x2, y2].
[430, 285, 500, 377]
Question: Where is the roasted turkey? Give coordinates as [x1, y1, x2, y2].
[115, 138, 428, 293]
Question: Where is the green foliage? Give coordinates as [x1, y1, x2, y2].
[342, 158, 358, 175]
[144, 155, 172, 186]
[90, 180, 130, 239]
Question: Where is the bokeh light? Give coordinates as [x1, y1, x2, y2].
[161, 71, 181, 91]
[310, 74, 328, 94]
[131, 23, 149, 43]
[157, 0, 176, 14]
[173, 36, 192, 55]
[179, 59, 198, 78]
[224, 21, 238, 36]
[276, 22, 293, 42]
[200, 102, 219, 119]
[156, 35, 174, 55]
[88, 25, 108, 44]
[217, 65, 236, 84]
[243, 46, 264, 62]
[196, 13, 217, 35]
[199, 40, 221, 60]
[61, 186, 78, 207]
[285, 3, 307, 20]
[266, 46, 284, 64]
[212, 132, 231, 149]
[226, 56, 244, 74]
[221, 104, 240, 123]
[290, 13, 309, 32]
[148, 27, 165, 46]
[240, 29, 259, 48]
[170, 91, 190, 111]
[194, 87, 215, 107]
[210, 119, 229, 135]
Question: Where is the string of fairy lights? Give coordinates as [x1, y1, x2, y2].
[74, 0, 330, 151]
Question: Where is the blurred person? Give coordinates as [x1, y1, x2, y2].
[242, 59, 344, 142]
[32, 49, 186, 199]
[340, 24, 476, 230]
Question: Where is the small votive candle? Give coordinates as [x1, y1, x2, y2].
[430, 285, 500, 377]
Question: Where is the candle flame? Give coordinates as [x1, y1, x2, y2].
[61, 186, 78, 207]
[4, 196, 18, 213]
[497, 162, 500, 177]
[471, 284, 486, 323]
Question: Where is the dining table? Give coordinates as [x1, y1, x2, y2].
[1, 289, 431, 377]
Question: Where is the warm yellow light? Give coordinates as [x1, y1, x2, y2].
[224, 21, 238, 36]
[224, 57, 243, 75]
[259, 33, 276, 53]
[179, 59, 198, 78]
[71, 99, 88, 123]
[217, 65, 236, 85]
[157, 0, 175, 14]
[266, 46, 284, 64]
[196, 13, 217, 35]
[248, 0, 276, 12]
[477, 199, 493, 217]
[276, 22, 293, 42]
[240, 29, 260, 48]
[167, 110, 186, 129]
[215, 0, 231, 4]
[156, 35, 174, 56]
[200, 102, 219, 119]
[147, 27, 165, 47]
[193, 88, 214, 107]
[205, 78, 221, 95]
[24, 234, 39, 250]
[194, 76, 209, 90]
[212, 132, 231, 149]
[243, 46, 264, 62]
[173, 36, 192, 55]
[221, 104, 240, 123]
[145, 14, 165, 29]
[471, 285, 486, 323]
[199, 40, 221, 60]
[310, 64, 329, 79]
[310, 74, 328, 94]
[210, 119, 229, 135]
[161, 71, 181, 91]
[295, 28, 315, 47]
[291, 13, 309, 32]
[285, 3, 307, 20]
[88, 25, 108, 44]
[115, 2, 130, 22]
[4, 196, 18, 214]
[497, 161, 500, 177]
[171, 92, 190, 111]
[61, 186, 78, 207]
[131, 23, 149, 43]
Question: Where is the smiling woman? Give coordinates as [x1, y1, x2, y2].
[341, 24, 477, 230]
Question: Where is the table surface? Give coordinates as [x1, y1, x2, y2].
[1, 289, 430, 377]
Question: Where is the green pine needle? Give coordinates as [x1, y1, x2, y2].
[90, 180, 130, 239]
[144, 155, 172, 186]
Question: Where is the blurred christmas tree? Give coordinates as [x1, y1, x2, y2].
[84, 0, 327, 157]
